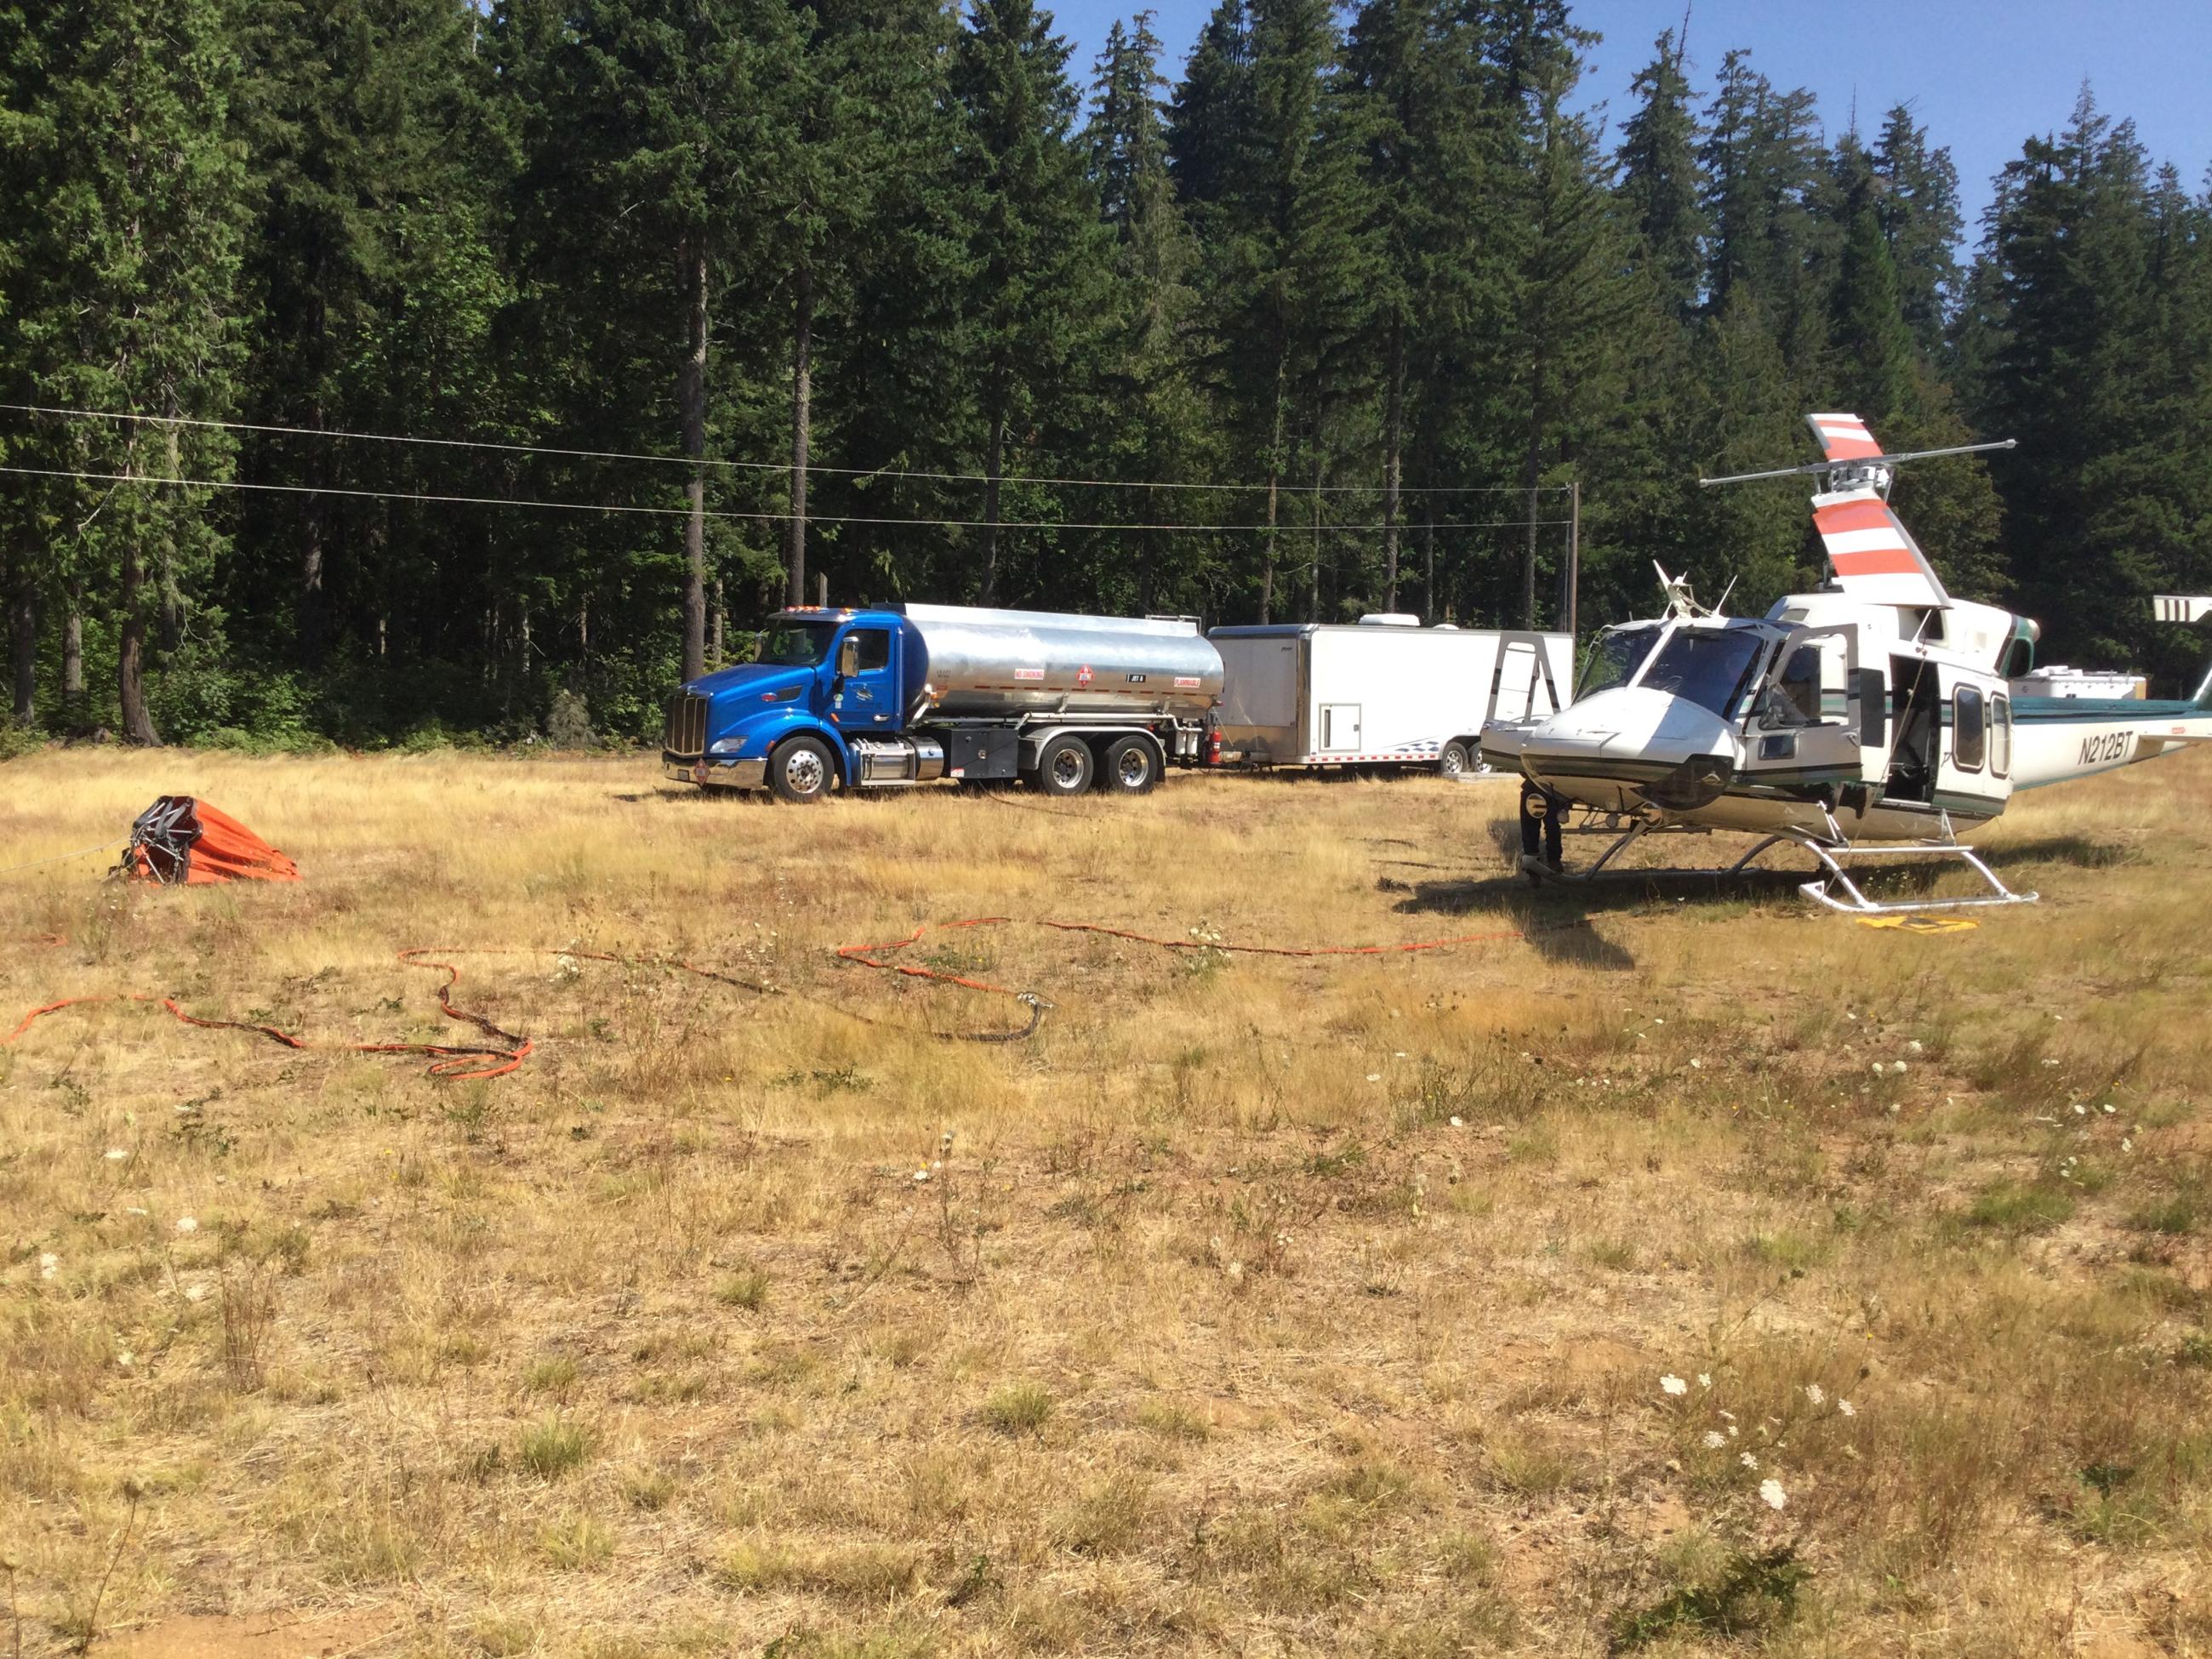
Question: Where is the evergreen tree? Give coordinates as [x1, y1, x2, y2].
[1872, 103, 1964, 352]
[1614, 29, 1705, 323]
[1083, 14, 1211, 612]
[949, 0, 1114, 603]
[9, 0, 249, 744]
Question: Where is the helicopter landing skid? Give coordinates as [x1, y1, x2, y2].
[1519, 822, 2038, 915]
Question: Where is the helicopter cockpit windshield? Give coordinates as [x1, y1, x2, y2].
[1576, 622, 1665, 701]
[1631, 624, 1773, 719]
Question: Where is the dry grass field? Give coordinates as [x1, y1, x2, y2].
[3, 748, 2212, 1658]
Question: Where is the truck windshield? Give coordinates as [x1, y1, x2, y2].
[1636, 628, 1767, 716]
[757, 620, 836, 666]
[1576, 624, 1664, 701]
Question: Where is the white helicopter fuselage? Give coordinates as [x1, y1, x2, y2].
[1482, 589, 2212, 845]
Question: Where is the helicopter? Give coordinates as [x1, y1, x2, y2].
[1478, 413, 2212, 914]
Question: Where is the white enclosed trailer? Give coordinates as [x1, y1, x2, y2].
[1209, 616, 1573, 776]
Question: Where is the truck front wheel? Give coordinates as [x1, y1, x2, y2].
[1030, 734, 1094, 795]
[769, 735, 838, 803]
[1103, 735, 1160, 795]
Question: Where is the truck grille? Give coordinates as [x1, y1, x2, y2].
[662, 691, 708, 759]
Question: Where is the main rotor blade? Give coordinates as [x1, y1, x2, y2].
[1699, 437, 2015, 488]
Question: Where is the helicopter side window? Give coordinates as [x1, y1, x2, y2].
[1771, 646, 1823, 726]
[1953, 685, 1986, 772]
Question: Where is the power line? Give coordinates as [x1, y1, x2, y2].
[0, 465, 1572, 535]
[0, 402, 1576, 496]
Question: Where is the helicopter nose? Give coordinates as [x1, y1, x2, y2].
[1519, 687, 1742, 809]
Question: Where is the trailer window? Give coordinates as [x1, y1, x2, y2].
[1636, 629, 1766, 718]
[758, 620, 837, 666]
[1953, 685, 1986, 771]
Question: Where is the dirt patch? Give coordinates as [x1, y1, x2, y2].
[100, 1607, 396, 1659]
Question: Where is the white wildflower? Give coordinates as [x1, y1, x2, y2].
[1890, 1061, 1907, 1075]
[1448, 1116, 1463, 1129]
[1718, 1410, 1736, 1421]
[1907, 1040, 1924, 1054]
[1365, 1073, 1382, 1083]
[2041, 1058, 2060, 1068]
[1225, 1260, 1244, 1283]
[2121, 1138, 2133, 1154]
[1740, 1452, 1759, 1470]
[184, 1283, 208, 1303]
[1869, 1063, 1883, 1076]
[1660, 1374, 1688, 1396]
[1837, 1400, 1856, 1418]
[174, 1216, 197, 1234]
[1759, 1478, 1787, 1510]
[116, 1351, 134, 1369]
[1703, 1431, 1726, 1449]
[125, 1206, 147, 1216]
[912, 1169, 930, 1183]
[1688, 1058, 1702, 1069]
[103, 1148, 129, 1162]
[1697, 1373, 1712, 1388]
[1804, 1383, 1826, 1407]
[2072, 1103, 2087, 1115]
[38, 1252, 59, 1280]
[1729, 1425, 1740, 1439]
[2101, 1103, 2116, 1115]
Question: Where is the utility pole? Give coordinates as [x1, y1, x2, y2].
[1565, 478, 1581, 640]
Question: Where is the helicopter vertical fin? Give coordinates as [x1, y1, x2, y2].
[1810, 487, 1952, 607]
[1807, 412, 1884, 462]
[1803, 413, 1950, 607]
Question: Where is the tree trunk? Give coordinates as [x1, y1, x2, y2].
[299, 384, 328, 662]
[1422, 508, 1436, 623]
[1520, 426, 1544, 630]
[1381, 324, 1405, 613]
[679, 237, 710, 682]
[8, 559, 34, 726]
[786, 262, 812, 607]
[979, 402, 1006, 605]
[157, 423, 184, 650]
[1258, 371, 1286, 624]
[1308, 448, 1322, 624]
[64, 584, 85, 727]
[118, 538, 160, 747]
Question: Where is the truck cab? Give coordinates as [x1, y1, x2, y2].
[661, 608, 924, 801]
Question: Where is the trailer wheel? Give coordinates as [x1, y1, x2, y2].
[1102, 735, 1160, 795]
[768, 735, 837, 803]
[1438, 739, 1473, 778]
[1030, 734, 1094, 795]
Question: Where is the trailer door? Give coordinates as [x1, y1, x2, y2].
[1320, 704, 1363, 754]
[1492, 640, 1539, 721]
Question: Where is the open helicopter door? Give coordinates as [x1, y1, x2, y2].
[1745, 624, 1884, 792]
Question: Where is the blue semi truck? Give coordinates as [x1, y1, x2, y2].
[660, 602, 1226, 801]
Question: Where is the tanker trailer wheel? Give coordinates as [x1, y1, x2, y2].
[1103, 735, 1160, 795]
[1438, 738, 1473, 779]
[1030, 733, 1095, 796]
[769, 735, 837, 803]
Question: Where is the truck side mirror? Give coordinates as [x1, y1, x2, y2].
[836, 636, 860, 679]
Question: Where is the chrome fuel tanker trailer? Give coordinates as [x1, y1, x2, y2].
[661, 602, 1224, 801]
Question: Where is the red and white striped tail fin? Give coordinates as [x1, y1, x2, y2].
[1806, 412, 1884, 462]
[1804, 412, 1950, 607]
[1810, 487, 1950, 607]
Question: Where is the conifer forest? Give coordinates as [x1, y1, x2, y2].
[3, 0, 2208, 747]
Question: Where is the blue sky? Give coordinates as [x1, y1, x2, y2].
[1048, 0, 2212, 237]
